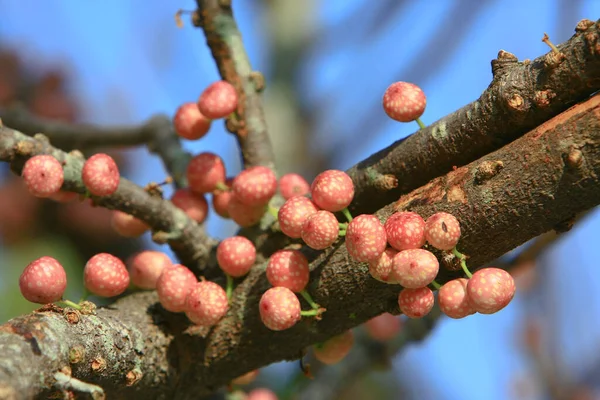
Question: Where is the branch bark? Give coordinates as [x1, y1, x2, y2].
[0, 124, 215, 272]
[194, 0, 276, 169]
[1, 91, 598, 399]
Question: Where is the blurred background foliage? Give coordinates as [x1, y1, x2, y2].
[0, 1, 599, 399]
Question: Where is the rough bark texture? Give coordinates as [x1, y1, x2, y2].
[195, 0, 276, 169]
[346, 19, 600, 216]
[0, 125, 216, 272]
[1, 92, 598, 399]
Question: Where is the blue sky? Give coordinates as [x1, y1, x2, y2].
[1, 1, 599, 399]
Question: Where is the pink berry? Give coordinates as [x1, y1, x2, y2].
[391, 249, 439, 289]
[313, 330, 354, 365]
[217, 236, 256, 277]
[171, 189, 209, 223]
[173, 102, 211, 140]
[22, 155, 64, 198]
[83, 253, 130, 297]
[364, 313, 402, 341]
[197, 80, 238, 119]
[385, 212, 426, 251]
[82, 153, 120, 196]
[48, 190, 77, 203]
[185, 280, 229, 327]
[111, 210, 149, 238]
[19, 256, 67, 304]
[398, 287, 434, 318]
[278, 173, 310, 200]
[228, 197, 266, 227]
[301, 210, 339, 250]
[345, 214, 387, 262]
[466, 267, 516, 314]
[382, 81, 426, 122]
[259, 287, 301, 331]
[278, 196, 318, 239]
[310, 170, 354, 212]
[247, 388, 278, 400]
[186, 152, 226, 194]
[231, 370, 259, 386]
[266, 250, 310, 293]
[368, 248, 398, 284]
[231, 166, 277, 207]
[438, 278, 475, 319]
[212, 177, 234, 218]
[128, 251, 172, 290]
[156, 264, 198, 312]
[424, 212, 461, 250]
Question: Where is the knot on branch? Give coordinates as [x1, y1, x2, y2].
[491, 50, 518, 77]
[534, 89, 556, 108]
[575, 19, 596, 33]
[564, 147, 584, 169]
[474, 160, 504, 184]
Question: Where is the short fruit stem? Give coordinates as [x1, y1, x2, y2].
[430, 280, 442, 290]
[300, 290, 320, 310]
[338, 229, 347, 237]
[215, 181, 230, 192]
[226, 274, 234, 300]
[300, 309, 322, 317]
[338, 222, 348, 229]
[341, 208, 353, 223]
[267, 204, 279, 218]
[452, 247, 473, 279]
[56, 299, 82, 310]
[416, 117, 426, 130]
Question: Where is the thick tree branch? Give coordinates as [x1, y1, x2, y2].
[347, 19, 600, 216]
[0, 106, 192, 188]
[194, 0, 275, 169]
[0, 124, 215, 272]
[1, 92, 598, 399]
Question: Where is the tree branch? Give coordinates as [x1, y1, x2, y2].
[0, 124, 216, 272]
[347, 19, 600, 216]
[1, 91, 598, 399]
[0, 106, 192, 188]
[194, 0, 275, 169]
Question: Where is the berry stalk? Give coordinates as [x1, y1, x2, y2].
[452, 247, 473, 278]
[299, 290, 320, 310]
[341, 208, 353, 223]
[56, 299, 82, 310]
[226, 274, 234, 300]
[416, 117, 426, 130]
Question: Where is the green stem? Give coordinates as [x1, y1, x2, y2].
[226, 274, 234, 300]
[56, 299, 82, 310]
[300, 309, 321, 317]
[338, 222, 348, 229]
[215, 181, 230, 192]
[416, 117, 426, 130]
[430, 280, 442, 290]
[341, 208, 353, 223]
[300, 290, 319, 310]
[338, 230, 346, 237]
[267, 204, 279, 218]
[452, 247, 473, 279]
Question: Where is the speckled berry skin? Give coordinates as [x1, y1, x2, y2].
[22, 155, 64, 198]
[217, 236, 256, 277]
[83, 253, 130, 297]
[185, 281, 229, 327]
[391, 248, 439, 289]
[310, 170, 354, 212]
[382, 81, 426, 122]
[279, 173, 310, 200]
[212, 177, 234, 218]
[313, 330, 354, 365]
[266, 250, 310, 293]
[228, 197, 266, 227]
[173, 102, 211, 140]
[365, 313, 402, 341]
[278, 196, 318, 239]
[171, 189, 209, 223]
[467, 267, 516, 314]
[368, 248, 398, 284]
[259, 287, 301, 331]
[231, 166, 277, 207]
[82, 153, 120, 196]
[439, 278, 475, 319]
[231, 370, 259, 386]
[156, 264, 198, 312]
[186, 152, 226, 194]
[111, 210, 149, 238]
[197, 80, 238, 119]
[385, 212, 426, 251]
[247, 388, 278, 400]
[301, 210, 339, 250]
[398, 287, 434, 318]
[425, 212, 461, 251]
[345, 214, 387, 262]
[19, 256, 67, 304]
[128, 251, 172, 290]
